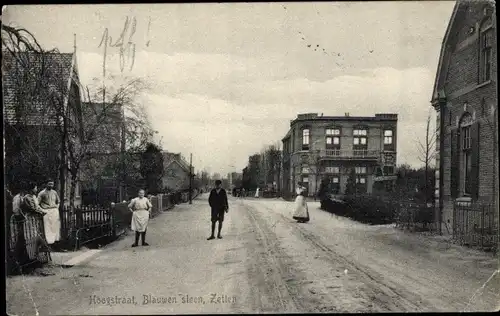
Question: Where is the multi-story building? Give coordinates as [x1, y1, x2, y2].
[431, 1, 497, 233]
[282, 113, 398, 197]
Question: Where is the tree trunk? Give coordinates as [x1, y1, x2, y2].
[69, 172, 78, 210]
[59, 118, 67, 218]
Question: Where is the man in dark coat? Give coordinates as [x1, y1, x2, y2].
[207, 180, 228, 240]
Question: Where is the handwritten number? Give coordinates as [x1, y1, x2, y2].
[98, 16, 141, 73]
[129, 43, 136, 72]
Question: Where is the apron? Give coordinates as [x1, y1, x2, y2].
[43, 207, 61, 244]
[131, 210, 150, 232]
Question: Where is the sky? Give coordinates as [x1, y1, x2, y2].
[3, 2, 456, 176]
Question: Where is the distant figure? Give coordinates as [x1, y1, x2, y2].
[241, 188, 246, 198]
[37, 180, 60, 245]
[129, 189, 153, 247]
[255, 187, 260, 198]
[292, 184, 310, 223]
[207, 180, 228, 240]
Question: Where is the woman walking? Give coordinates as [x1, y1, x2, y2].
[129, 189, 152, 247]
[292, 184, 310, 223]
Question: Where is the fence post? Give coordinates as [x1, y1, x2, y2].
[110, 203, 116, 238]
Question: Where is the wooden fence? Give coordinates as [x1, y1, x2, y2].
[453, 201, 498, 251]
[6, 213, 51, 274]
[6, 189, 201, 274]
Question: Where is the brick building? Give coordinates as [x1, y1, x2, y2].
[281, 113, 398, 197]
[431, 1, 497, 233]
[3, 50, 83, 205]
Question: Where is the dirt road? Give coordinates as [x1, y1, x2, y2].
[6, 194, 499, 315]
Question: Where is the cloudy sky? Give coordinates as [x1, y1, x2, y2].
[4, 2, 455, 175]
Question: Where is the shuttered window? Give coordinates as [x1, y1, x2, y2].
[450, 129, 460, 198]
[454, 112, 480, 200]
[469, 123, 480, 200]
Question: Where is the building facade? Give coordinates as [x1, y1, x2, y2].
[3, 50, 83, 206]
[282, 113, 398, 197]
[431, 1, 497, 233]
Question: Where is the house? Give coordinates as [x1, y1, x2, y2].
[3, 50, 83, 206]
[431, 1, 497, 234]
[281, 113, 398, 197]
[161, 152, 192, 191]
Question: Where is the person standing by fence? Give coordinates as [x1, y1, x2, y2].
[37, 180, 61, 245]
[129, 189, 152, 247]
[19, 182, 49, 265]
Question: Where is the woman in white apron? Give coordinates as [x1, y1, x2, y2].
[129, 189, 152, 247]
[292, 185, 310, 223]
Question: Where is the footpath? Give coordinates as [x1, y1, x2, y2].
[6, 195, 253, 315]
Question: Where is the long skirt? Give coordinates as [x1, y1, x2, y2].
[131, 210, 150, 232]
[43, 208, 61, 244]
[292, 196, 310, 222]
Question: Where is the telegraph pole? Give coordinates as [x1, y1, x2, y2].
[189, 153, 193, 204]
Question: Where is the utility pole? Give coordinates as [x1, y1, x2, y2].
[189, 153, 193, 204]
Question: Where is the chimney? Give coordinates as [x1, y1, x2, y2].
[345, 112, 350, 117]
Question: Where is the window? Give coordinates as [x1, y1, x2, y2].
[383, 166, 395, 175]
[302, 128, 310, 150]
[355, 166, 367, 174]
[326, 128, 341, 148]
[384, 130, 393, 145]
[325, 166, 340, 174]
[326, 128, 340, 136]
[330, 176, 340, 194]
[302, 176, 309, 183]
[355, 177, 366, 184]
[480, 19, 493, 83]
[462, 125, 472, 195]
[353, 129, 368, 155]
[460, 113, 473, 195]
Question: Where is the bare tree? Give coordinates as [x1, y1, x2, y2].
[2, 24, 156, 208]
[2, 24, 68, 195]
[66, 76, 153, 208]
[417, 111, 437, 203]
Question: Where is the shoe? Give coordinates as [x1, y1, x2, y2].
[132, 244, 138, 247]
[217, 235, 223, 239]
[142, 242, 150, 246]
[207, 236, 215, 240]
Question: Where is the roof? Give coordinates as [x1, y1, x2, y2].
[163, 152, 191, 172]
[290, 113, 398, 127]
[2, 51, 75, 125]
[431, 1, 461, 104]
[431, 1, 494, 104]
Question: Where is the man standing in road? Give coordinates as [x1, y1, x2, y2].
[207, 180, 228, 240]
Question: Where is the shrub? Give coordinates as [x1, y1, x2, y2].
[325, 195, 397, 225]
